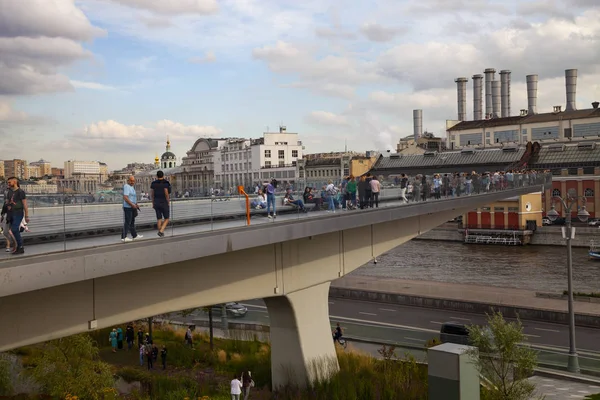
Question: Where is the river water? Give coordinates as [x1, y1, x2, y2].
[354, 240, 600, 293]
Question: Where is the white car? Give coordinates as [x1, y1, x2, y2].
[588, 218, 600, 227]
[542, 217, 552, 226]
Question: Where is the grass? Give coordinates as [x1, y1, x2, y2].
[563, 290, 600, 298]
[585, 395, 600, 399]
[8, 323, 430, 399]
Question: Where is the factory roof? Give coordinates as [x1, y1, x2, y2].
[448, 108, 600, 131]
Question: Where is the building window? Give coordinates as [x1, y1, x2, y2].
[265, 161, 271, 167]
[264, 150, 271, 158]
[552, 189, 561, 197]
[278, 150, 285, 159]
[584, 188, 594, 197]
[279, 160, 285, 167]
[508, 207, 519, 212]
[494, 207, 505, 212]
[292, 150, 298, 157]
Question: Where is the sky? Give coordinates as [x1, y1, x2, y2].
[0, 0, 599, 170]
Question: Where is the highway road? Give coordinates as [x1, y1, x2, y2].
[188, 297, 600, 355]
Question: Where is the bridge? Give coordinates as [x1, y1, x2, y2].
[0, 173, 551, 388]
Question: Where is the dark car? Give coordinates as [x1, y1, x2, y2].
[440, 322, 470, 345]
[208, 302, 248, 318]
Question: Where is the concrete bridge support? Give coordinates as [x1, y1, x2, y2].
[265, 281, 339, 389]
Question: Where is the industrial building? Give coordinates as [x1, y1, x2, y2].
[371, 68, 600, 220]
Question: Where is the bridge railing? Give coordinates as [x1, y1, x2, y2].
[4, 172, 552, 252]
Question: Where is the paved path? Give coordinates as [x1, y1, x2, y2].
[332, 275, 600, 318]
[530, 375, 600, 399]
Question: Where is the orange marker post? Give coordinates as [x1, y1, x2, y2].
[238, 185, 250, 226]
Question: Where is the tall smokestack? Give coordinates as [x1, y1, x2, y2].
[500, 70, 511, 118]
[484, 68, 496, 116]
[565, 69, 577, 112]
[472, 74, 483, 120]
[492, 80, 501, 118]
[413, 109, 423, 141]
[526, 74, 538, 115]
[455, 77, 468, 121]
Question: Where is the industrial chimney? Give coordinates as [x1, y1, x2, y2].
[526, 74, 538, 115]
[491, 80, 501, 118]
[455, 77, 468, 121]
[472, 74, 483, 120]
[413, 109, 423, 141]
[565, 69, 577, 112]
[500, 70, 511, 118]
[484, 68, 496, 116]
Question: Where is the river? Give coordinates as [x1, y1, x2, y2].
[353, 240, 599, 293]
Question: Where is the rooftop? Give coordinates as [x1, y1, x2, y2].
[448, 107, 600, 131]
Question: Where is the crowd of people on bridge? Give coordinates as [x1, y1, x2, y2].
[0, 169, 549, 251]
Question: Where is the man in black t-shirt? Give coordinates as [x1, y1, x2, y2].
[150, 171, 171, 237]
[5, 177, 29, 254]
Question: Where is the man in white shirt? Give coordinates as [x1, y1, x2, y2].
[230, 374, 243, 400]
[122, 175, 142, 242]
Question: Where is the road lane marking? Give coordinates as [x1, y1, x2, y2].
[359, 312, 377, 316]
[404, 337, 425, 342]
[535, 328, 560, 333]
[430, 321, 443, 325]
[328, 301, 335, 305]
[379, 308, 397, 312]
[450, 317, 471, 321]
[524, 334, 541, 338]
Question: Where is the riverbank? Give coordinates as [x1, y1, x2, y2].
[415, 224, 599, 248]
[330, 275, 600, 328]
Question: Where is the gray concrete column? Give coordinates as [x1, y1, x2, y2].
[428, 343, 480, 400]
[264, 281, 339, 389]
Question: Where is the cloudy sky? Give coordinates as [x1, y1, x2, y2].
[1, 0, 599, 169]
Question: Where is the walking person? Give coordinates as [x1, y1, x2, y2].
[150, 170, 171, 237]
[116, 327, 124, 350]
[160, 345, 167, 370]
[5, 177, 29, 254]
[137, 327, 144, 348]
[109, 329, 118, 353]
[139, 343, 145, 366]
[346, 176, 357, 209]
[122, 175, 142, 242]
[364, 174, 373, 208]
[125, 323, 135, 350]
[1, 194, 16, 253]
[399, 174, 408, 203]
[358, 176, 368, 209]
[241, 370, 254, 400]
[325, 180, 337, 212]
[369, 175, 381, 208]
[146, 343, 153, 370]
[231, 373, 243, 400]
[265, 179, 276, 219]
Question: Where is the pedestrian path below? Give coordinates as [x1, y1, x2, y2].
[530, 375, 600, 399]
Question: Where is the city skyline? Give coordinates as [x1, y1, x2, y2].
[1, 0, 599, 169]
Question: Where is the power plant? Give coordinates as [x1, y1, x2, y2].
[455, 68, 584, 121]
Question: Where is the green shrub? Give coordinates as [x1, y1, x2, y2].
[563, 290, 600, 298]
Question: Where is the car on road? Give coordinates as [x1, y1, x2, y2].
[542, 217, 552, 226]
[588, 218, 600, 227]
[439, 322, 470, 345]
[208, 302, 248, 318]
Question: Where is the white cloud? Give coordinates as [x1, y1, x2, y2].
[305, 111, 349, 126]
[105, 0, 218, 15]
[0, 0, 101, 96]
[70, 119, 223, 150]
[70, 80, 120, 91]
[0, 101, 31, 123]
[189, 51, 216, 64]
[360, 23, 405, 42]
[0, 0, 105, 40]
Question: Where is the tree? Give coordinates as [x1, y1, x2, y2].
[0, 354, 13, 396]
[467, 312, 539, 400]
[27, 334, 115, 399]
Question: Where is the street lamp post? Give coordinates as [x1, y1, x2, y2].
[546, 192, 590, 374]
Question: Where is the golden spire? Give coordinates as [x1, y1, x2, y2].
[166, 135, 171, 151]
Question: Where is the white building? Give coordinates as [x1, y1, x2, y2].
[220, 127, 304, 190]
[30, 159, 52, 176]
[64, 160, 101, 179]
[21, 181, 58, 194]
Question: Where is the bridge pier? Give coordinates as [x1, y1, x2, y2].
[264, 281, 339, 389]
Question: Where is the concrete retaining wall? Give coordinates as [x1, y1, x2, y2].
[329, 287, 600, 329]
